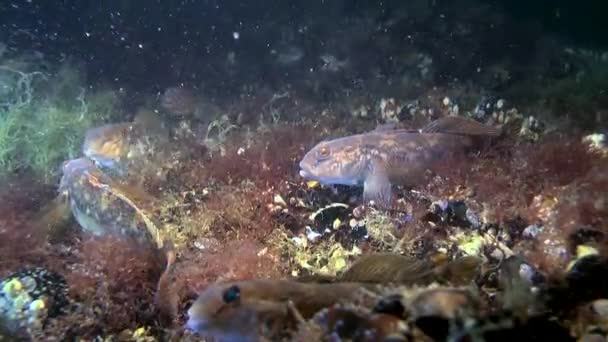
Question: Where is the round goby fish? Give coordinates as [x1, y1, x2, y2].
[299, 116, 501, 208]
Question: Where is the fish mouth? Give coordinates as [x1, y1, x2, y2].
[185, 317, 208, 333]
[299, 169, 320, 181]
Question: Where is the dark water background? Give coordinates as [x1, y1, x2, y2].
[1, 0, 607, 95]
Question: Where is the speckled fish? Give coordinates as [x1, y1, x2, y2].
[59, 157, 163, 249]
[82, 122, 131, 175]
[299, 116, 501, 207]
[186, 280, 376, 342]
[337, 253, 482, 286]
[185, 254, 481, 341]
[297, 253, 481, 287]
[82, 110, 170, 179]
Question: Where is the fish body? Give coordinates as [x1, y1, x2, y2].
[186, 280, 372, 342]
[338, 253, 481, 286]
[186, 253, 481, 341]
[59, 157, 163, 249]
[299, 116, 500, 207]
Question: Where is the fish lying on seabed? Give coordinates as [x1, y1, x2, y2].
[186, 280, 370, 342]
[185, 254, 481, 341]
[299, 116, 501, 207]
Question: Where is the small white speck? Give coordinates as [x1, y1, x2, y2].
[291, 236, 305, 246]
[85, 32, 90, 37]
[138, 43, 143, 49]
[306, 226, 322, 242]
[237, 147, 245, 155]
[232, 31, 240, 40]
[496, 99, 505, 109]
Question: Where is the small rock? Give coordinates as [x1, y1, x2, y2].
[496, 99, 505, 109]
[273, 194, 288, 207]
[518, 115, 544, 141]
[305, 226, 322, 242]
[450, 104, 459, 115]
[378, 98, 404, 123]
[582, 133, 607, 155]
[0, 268, 69, 334]
[518, 264, 538, 284]
[522, 224, 542, 239]
[591, 299, 608, 318]
[310, 203, 350, 233]
[426, 200, 478, 228]
[465, 209, 481, 229]
[193, 237, 221, 252]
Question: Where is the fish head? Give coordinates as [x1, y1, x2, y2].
[299, 138, 367, 186]
[59, 158, 96, 193]
[61, 157, 95, 176]
[186, 282, 268, 342]
[83, 123, 130, 165]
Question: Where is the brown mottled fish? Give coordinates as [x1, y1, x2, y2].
[186, 280, 375, 342]
[82, 122, 132, 174]
[299, 116, 501, 207]
[82, 109, 169, 177]
[298, 253, 481, 287]
[185, 253, 481, 341]
[337, 253, 481, 286]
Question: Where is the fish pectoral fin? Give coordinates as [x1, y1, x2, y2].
[421, 116, 501, 137]
[363, 166, 393, 208]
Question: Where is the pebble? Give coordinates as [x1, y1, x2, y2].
[522, 224, 542, 239]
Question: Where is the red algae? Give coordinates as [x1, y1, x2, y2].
[182, 238, 286, 292]
[1, 108, 606, 340]
[0, 175, 60, 276]
[64, 236, 163, 332]
[155, 238, 288, 325]
[198, 185, 276, 240]
[196, 124, 319, 187]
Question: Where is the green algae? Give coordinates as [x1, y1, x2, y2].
[0, 60, 120, 182]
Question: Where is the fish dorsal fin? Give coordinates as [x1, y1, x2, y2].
[421, 116, 501, 137]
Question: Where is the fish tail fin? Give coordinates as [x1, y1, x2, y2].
[422, 116, 502, 137]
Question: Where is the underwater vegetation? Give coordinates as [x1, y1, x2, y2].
[0, 55, 120, 182]
[2, 91, 604, 340]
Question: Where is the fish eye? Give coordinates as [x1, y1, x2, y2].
[222, 285, 241, 304]
[317, 146, 331, 160]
